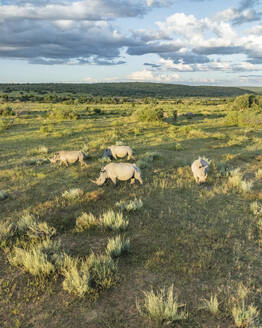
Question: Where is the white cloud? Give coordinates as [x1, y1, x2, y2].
[127, 69, 180, 82]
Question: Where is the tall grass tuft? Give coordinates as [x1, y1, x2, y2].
[231, 284, 260, 328]
[136, 284, 188, 325]
[62, 188, 83, 200]
[200, 294, 219, 315]
[255, 169, 262, 179]
[8, 245, 54, 276]
[115, 198, 143, 212]
[62, 256, 91, 297]
[87, 253, 118, 290]
[250, 201, 262, 216]
[75, 212, 98, 232]
[106, 235, 130, 258]
[100, 210, 128, 231]
[241, 180, 253, 193]
[0, 221, 15, 248]
[16, 214, 56, 240]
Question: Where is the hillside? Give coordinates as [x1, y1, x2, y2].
[0, 82, 253, 98]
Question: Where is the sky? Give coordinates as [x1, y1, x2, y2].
[0, 0, 262, 85]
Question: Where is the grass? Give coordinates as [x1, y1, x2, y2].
[115, 198, 143, 211]
[1, 99, 262, 327]
[106, 235, 130, 258]
[199, 294, 220, 315]
[136, 284, 188, 325]
[100, 210, 129, 231]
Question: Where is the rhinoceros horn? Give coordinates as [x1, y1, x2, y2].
[89, 179, 98, 184]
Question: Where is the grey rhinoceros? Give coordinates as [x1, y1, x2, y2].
[91, 163, 143, 186]
[103, 145, 135, 161]
[191, 158, 209, 184]
[49, 151, 88, 167]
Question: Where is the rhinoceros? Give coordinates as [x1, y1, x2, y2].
[91, 163, 143, 186]
[49, 151, 88, 167]
[191, 158, 209, 184]
[103, 145, 135, 161]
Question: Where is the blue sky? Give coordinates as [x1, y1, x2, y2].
[0, 0, 262, 85]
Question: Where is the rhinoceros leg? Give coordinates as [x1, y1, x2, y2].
[110, 176, 117, 185]
[130, 178, 135, 184]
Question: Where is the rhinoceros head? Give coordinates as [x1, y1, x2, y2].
[103, 148, 112, 158]
[91, 168, 107, 186]
[198, 164, 208, 183]
[49, 152, 59, 163]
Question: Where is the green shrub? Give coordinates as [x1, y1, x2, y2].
[231, 94, 261, 111]
[134, 106, 163, 122]
[106, 235, 130, 258]
[136, 284, 188, 325]
[100, 210, 128, 231]
[0, 119, 14, 133]
[48, 108, 80, 120]
[75, 212, 98, 232]
[0, 106, 15, 116]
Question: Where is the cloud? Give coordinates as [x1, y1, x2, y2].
[214, 0, 261, 25]
[127, 69, 180, 82]
[0, 19, 137, 64]
[0, 1, 150, 22]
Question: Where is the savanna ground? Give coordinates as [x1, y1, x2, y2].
[1, 98, 262, 328]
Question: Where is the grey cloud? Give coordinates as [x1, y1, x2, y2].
[132, 30, 171, 42]
[0, 1, 148, 22]
[144, 62, 161, 68]
[161, 52, 210, 64]
[194, 46, 245, 56]
[127, 42, 182, 55]
[0, 19, 136, 64]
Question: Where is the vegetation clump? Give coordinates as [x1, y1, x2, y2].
[106, 235, 130, 258]
[136, 284, 188, 325]
[133, 106, 163, 122]
[0, 106, 15, 116]
[75, 212, 98, 232]
[100, 210, 128, 231]
[48, 108, 80, 120]
[115, 198, 143, 211]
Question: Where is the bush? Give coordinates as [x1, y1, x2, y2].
[48, 108, 80, 120]
[0, 106, 15, 116]
[106, 235, 130, 258]
[75, 212, 98, 232]
[231, 94, 262, 111]
[134, 106, 163, 122]
[100, 210, 128, 231]
[136, 284, 188, 325]
[0, 119, 14, 133]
